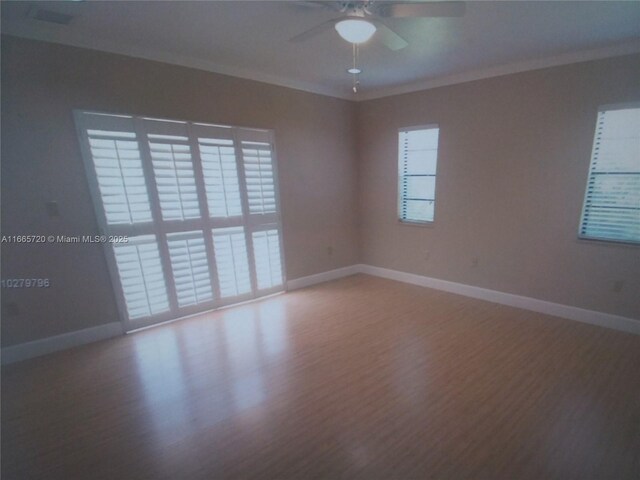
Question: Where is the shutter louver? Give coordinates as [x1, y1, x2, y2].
[242, 141, 277, 214]
[87, 130, 153, 225]
[167, 231, 213, 307]
[149, 134, 201, 221]
[252, 229, 283, 290]
[199, 137, 243, 217]
[113, 235, 170, 319]
[580, 107, 640, 244]
[212, 227, 252, 298]
[398, 127, 439, 223]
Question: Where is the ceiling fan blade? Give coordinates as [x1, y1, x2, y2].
[289, 19, 337, 43]
[294, 1, 338, 11]
[377, 1, 466, 18]
[372, 21, 409, 51]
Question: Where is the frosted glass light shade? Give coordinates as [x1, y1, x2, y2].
[335, 19, 376, 44]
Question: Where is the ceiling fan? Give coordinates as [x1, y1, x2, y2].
[290, 1, 466, 50]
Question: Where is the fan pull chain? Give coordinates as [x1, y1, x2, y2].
[352, 43, 360, 93]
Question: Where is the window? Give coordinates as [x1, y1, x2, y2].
[398, 125, 440, 223]
[579, 104, 640, 244]
[75, 111, 285, 330]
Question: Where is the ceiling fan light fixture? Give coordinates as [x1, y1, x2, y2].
[347, 67, 362, 74]
[335, 19, 376, 44]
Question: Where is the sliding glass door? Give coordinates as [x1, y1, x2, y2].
[75, 111, 285, 330]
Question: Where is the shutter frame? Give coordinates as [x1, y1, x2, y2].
[75, 110, 287, 330]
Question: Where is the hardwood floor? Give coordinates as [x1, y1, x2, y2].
[2, 274, 639, 480]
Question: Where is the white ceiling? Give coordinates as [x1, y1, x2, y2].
[2, 1, 640, 100]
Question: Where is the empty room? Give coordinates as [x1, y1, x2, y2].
[1, 1, 639, 479]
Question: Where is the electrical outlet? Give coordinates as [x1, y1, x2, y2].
[471, 257, 479, 268]
[327, 246, 333, 256]
[424, 251, 430, 262]
[613, 280, 624, 293]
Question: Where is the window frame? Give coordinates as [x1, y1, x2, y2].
[397, 124, 440, 225]
[74, 109, 287, 331]
[577, 102, 640, 246]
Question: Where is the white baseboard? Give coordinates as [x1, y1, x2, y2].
[359, 264, 640, 335]
[1, 321, 124, 365]
[3, 264, 636, 365]
[3, 265, 360, 366]
[287, 265, 360, 290]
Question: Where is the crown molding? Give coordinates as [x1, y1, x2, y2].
[355, 39, 640, 101]
[3, 28, 639, 103]
[0, 28, 352, 100]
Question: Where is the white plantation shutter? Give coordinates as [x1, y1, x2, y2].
[199, 137, 243, 218]
[85, 122, 153, 225]
[243, 141, 277, 214]
[167, 231, 213, 307]
[580, 105, 640, 244]
[76, 111, 285, 330]
[398, 126, 440, 223]
[113, 235, 170, 319]
[149, 134, 200, 220]
[212, 227, 252, 298]
[252, 229, 283, 290]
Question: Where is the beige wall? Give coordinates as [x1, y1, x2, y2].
[1, 36, 358, 346]
[356, 54, 640, 319]
[2, 36, 638, 348]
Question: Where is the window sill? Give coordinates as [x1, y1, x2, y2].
[398, 219, 435, 228]
[576, 235, 639, 248]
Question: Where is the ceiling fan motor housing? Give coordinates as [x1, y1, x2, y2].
[339, 1, 374, 17]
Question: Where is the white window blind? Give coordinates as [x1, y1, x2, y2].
[579, 105, 640, 244]
[76, 111, 285, 330]
[113, 235, 170, 319]
[252, 229, 283, 290]
[212, 227, 252, 298]
[167, 231, 213, 307]
[398, 126, 440, 223]
[243, 141, 277, 214]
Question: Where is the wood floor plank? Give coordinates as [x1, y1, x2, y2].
[2, 274, 639, 479]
